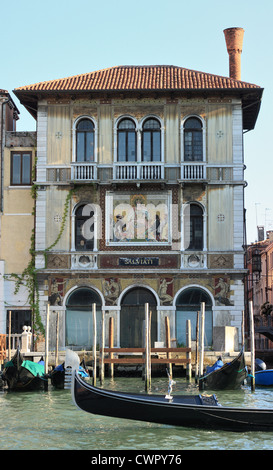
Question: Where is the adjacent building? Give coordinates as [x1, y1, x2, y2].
[7, 28, 263, 352]
[0, 89, 36, 337]
[245, 231, 273, 350]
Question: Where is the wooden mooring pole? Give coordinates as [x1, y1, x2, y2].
[199, 302, 205, 378]
[165, 316, 172, 378]
[100, 311, 105, 385]
[92, 303, 97, 386]
[45, 303, 49, 375]
[144, 303, 151, 391]
[8, 310, 11, 361]
[186, 319, 192, 380]
[55, 311, 59, 367]
[195, 310, 200, 382]
[109, 316, 114, 379]
[249, 300, 255, 391]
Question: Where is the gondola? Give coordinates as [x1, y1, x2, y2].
[72, 370, 273, 432]
[49, 363, 66, 389]
[49, 362, 89, 389]
[198, 348, 247, 390]
[49, 349, 89, 389]
[2, 349, 48, 391]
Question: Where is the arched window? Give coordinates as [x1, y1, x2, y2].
[184, 117, 203, 161]
[142, 118, 161, 162]
[120, 287, 157, 347]
[117, 118, 136, 162]
[66, 287, 102, 349]
[189, 204, 203, 250]
[75, 205, 94, 251]
[76, 118, 94, 162]
[176, 287, 212, 346]
[184, 203, 204, 251]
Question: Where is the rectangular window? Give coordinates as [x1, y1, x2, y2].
[152, 132, 161, 161]
[118, 133, 126, 162]
[6, 310, 31, 334]
[11, 152, 32, 185]
[142, 133, 151, 161]
[85, 132, 94, 162]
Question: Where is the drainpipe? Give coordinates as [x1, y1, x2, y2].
[0, 98, 10, 212]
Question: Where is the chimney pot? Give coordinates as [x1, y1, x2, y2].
[223, 27, 244, 80]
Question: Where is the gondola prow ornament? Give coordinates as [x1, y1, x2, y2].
[165, 369, 176, 400]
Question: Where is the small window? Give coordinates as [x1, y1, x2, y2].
[189, 204, 203, 250]
[142, 118, 161, 162]
[117, 118, 136, 162]
[11, 152, 32, 185]
[6, 310, 31, 334]
[184, 117, 203, 162]
[76, 119, 94, 162]
[75, 205, 94, 251]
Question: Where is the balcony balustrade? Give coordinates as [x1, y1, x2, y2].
[181, 163, 206, 180]
[47, 162, 237, 184]
[113, 162, 164, 181]
[71, 163, 97, 181]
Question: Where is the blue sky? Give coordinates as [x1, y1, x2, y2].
[2, 0, 272, 243]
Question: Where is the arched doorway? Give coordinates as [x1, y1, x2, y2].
[176, 287, 213, 347]
[120, 287, 157, 348]
[65, 287, 102, 350]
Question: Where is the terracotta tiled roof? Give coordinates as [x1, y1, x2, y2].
[14, 65, 260, 92]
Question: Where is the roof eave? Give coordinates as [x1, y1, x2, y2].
[13, 86, 263, 130]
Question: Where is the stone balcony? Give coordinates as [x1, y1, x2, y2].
[43, 162, 242, 184]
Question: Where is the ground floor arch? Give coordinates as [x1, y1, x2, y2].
[65, 287, 102, 350]
[120, 287, 158, 347]
[175, 286, 213, 347]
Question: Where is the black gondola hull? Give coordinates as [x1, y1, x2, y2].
[2, 350, 47, 391]
[199, 349, 247, 390]
[50, 369, 65, 389]
[2, 368, 46, 391]
[72, 372, 273, 432]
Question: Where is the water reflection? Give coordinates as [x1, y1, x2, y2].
[1, 377, 273, 450]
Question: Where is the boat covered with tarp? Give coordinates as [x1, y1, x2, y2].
[50, 363, 88, 388]
[2, 349, 47, 391]
[198, 348, 247, 390]
[49, 349, 89, 389]
[250, 358, 273, 386]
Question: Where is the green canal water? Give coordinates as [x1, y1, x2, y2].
[1, 376, 273, 451]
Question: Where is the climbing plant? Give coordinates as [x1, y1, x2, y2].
[5, 172, 75, 339]
[6, 179, 97, 340]
[43, 188, 75, 262]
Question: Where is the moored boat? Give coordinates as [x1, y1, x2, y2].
[255, 369, 273, 386]
[72, 370, 273, 431]
[252, 358, 273, 386]
[198, 348, 247, 390]
[50, 362, 89, 389]
[49, 349, 89, 389]
[2, 349, 47, 391]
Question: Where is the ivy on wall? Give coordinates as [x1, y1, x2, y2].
[6, 178, 97, 340]
[5, 159, 76, 339]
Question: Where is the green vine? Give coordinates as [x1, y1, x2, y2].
[43, 188, 75, 264]
[5, 159, 76, 340]
[5, 154, 44, 337]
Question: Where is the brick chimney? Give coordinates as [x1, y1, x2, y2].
[223, 27, 244, 80]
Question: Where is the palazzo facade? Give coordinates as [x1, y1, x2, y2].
[9, 28, 263, 351]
